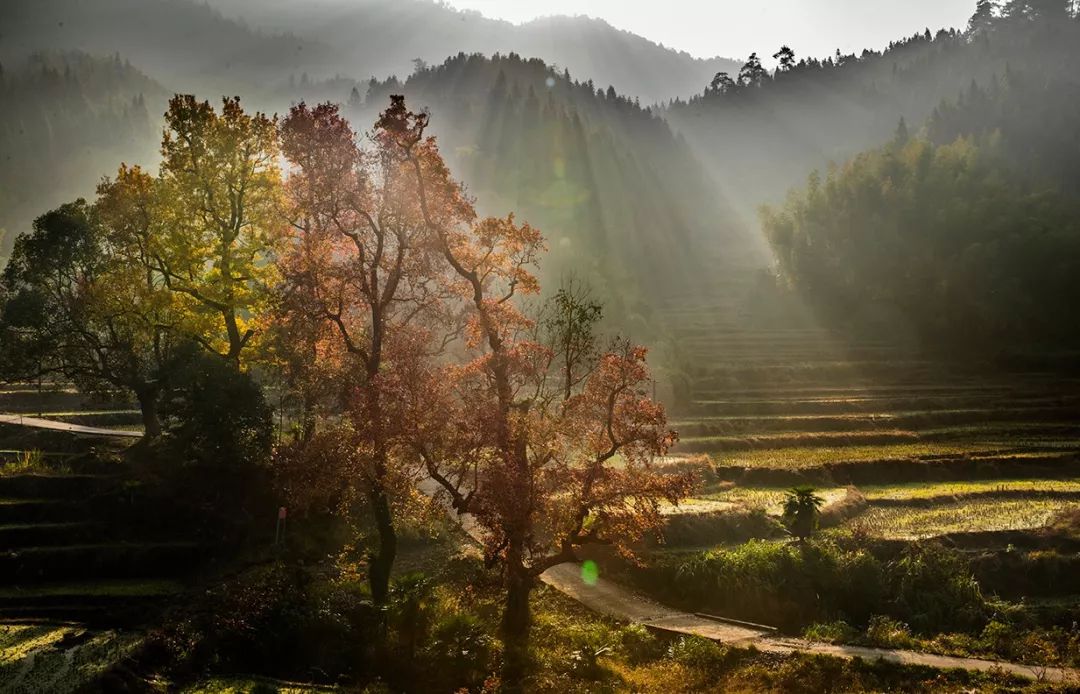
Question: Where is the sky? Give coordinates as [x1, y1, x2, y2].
[443, 0, 976, 62]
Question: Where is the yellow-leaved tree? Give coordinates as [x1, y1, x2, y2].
[147, 95, 285, 364]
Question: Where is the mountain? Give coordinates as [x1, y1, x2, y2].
[2, 0, 739, 105]
[352, 53, 745, 333]
[0, 0, 334, 95]
[663, 3, 1080, 239]
[205, 0, 741, 104]
[0, 52, 165, 260]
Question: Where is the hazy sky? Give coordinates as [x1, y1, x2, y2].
[444, 0, 976, 62]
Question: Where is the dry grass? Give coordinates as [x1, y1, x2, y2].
[840, 499, 1080, 540]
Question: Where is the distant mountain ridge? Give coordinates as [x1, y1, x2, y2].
[0, 0, 738, 104]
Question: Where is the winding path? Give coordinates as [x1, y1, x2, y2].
[3, 415, 1076, 684]
[419, 480, 1079, 684]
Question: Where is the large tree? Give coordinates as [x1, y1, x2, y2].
[377, 96, 694, 687]
[0, 200, 174, 436]
[150, 95, 285, 364]
[275, 101, 458, 604]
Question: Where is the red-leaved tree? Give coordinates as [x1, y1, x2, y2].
[375, 96, 695, 686]
[275, 101, 462, 604]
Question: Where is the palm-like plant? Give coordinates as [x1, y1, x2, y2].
[782, 486, 824, 543]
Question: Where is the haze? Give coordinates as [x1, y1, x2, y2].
[446, 0, 976, 61]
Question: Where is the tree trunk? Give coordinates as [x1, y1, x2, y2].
[135, 388, 162, 439]
[368, 486, 397, 605]
[500, 549, 534, 691]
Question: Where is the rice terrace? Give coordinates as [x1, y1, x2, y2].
[1, 0, 1080, 692]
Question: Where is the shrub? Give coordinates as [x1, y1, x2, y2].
[427, 612, 493, 687]
[618, 624, 666, 664]
[891, 544, 986, 633]
[161, 344, 274, 471]
[865, 615, 914, 649]
[804, 620, 857, 644]
[666, 635, 730, 670]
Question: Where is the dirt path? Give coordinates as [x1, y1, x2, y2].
[4, 419, 1075, 683]
[0, 413, 142, 439]
[419, 480, 1079, 684]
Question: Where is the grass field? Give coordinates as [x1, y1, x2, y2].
[839, 498, 1080, 539]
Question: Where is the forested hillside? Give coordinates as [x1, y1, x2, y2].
[665, 0, 1080, 228]
[0, 52, 163, 260]
[0, 0, 740, 106]
[206, 0, 742, 104]
[763, 5, 1080, 353]
[0, 0, 332, 93]
[355, 53, 746, 331]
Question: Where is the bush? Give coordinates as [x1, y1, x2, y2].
[666, 635, 730, 670]
[892, 544, 986, 633]
[804, 620, 857, 644]
[426, 612, 493, 689]
[864, 616, 914, 649]
[649, 540, 988, 635]
[161, 344, 274, 470]
[618, 624, 666, 664]
[138, 562, 379, 683]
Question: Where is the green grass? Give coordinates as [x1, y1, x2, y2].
[697, 486, 845, 514]
[860, 478, 1080, 501]
[709, 440, 1080, 469]
[0, 623, 142, 692]
[838, 499, 1080, 539]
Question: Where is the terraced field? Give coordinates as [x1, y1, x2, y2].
[655, 278, 1080, 546]
[0, 392, 208, 692]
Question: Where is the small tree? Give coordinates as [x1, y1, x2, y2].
[782, 486, 823, 542]
[773, 46, 797, 72]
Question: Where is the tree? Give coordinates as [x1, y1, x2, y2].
[773, 45, 797, 72]
[151, 95, 285, 364]
[782, 486, 823, 542]
[275, 100, 458, 604]
[707, 71, 737, 96]
[968, 0, 1000, 34]
[377, 96, 695, 687]
[542, 277, 603, 400]
[893, 116, 910, 145]
[737, 52, 768, 88]
[0, 200, 173, 436]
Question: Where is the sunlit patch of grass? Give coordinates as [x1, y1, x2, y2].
[861, 478, 1080, 501]
[839, 499, 1080, 539]
[0, 623, 142, 691]
[0, 449, 76, 476]
[698, 486, 846, 514]
[711, 440, 1080, 469]
[0, 624, 74, 665]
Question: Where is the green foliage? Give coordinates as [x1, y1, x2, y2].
[781, 485, 823, 541]
[665, 635, 732, 671]
[0, 449, 48, 475]
[652, 540, 992, 634]
[161, 344, 273, 470]
[865, 615, 915, 649]
[803, 620, 858, 644]
[764, 133, 1080, 350]
[0, 198, 170, 434]
[892, 544, 986, 632]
